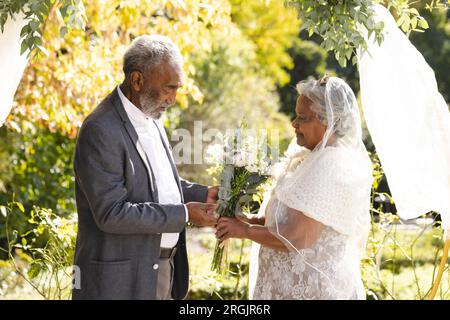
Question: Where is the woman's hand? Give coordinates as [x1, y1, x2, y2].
[215, 217, 249, 242]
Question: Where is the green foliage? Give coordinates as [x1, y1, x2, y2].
[410, 5, 450, 102]
[0, 127, 75, 214]
[286, 0, 436, 67]
[1, 201, 76, 299]
[187, 230, 250, 300]
[5, 0, 236, 137]
[278, 36, 329, 119]
[361, 151, 449, 300]
[229, 0, 301, 86]
[0, 0, 86, 56]
[0, 126, 76, 258]
[277, 2, 449, 128]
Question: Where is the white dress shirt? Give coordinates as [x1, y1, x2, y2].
[117, 86, 188, 249]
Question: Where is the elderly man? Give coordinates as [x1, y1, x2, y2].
[72, 35, 218, 300]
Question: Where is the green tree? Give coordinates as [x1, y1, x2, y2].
[410, 5, 450, 102]
[229, 0, 301, 86]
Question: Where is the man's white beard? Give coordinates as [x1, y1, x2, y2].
[139, 91, 169, 119]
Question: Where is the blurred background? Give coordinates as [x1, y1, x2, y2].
[0, 0, 449, 299]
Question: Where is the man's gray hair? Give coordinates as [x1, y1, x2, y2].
[123, 35, 183, 76]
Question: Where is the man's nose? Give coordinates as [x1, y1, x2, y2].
[165, 94, 176, 106]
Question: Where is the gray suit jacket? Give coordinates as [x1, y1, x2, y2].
[72, 87, 208, 300]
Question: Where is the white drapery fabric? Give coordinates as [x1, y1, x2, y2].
[358, 4, 450, 237]
[0, 13, 28, 126]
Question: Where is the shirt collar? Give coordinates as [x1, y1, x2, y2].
[117, 85, 151, 126]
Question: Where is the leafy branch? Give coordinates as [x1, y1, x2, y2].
[285, 0, 443, 67]
[0, 0, 86, 57]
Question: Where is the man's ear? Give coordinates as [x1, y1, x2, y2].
[130, 71, 144, 92]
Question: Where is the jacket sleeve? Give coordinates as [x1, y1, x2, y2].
[74, 121, 186, 235]
[180, 178, 208, 203]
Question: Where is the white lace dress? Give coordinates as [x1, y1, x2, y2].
[251, 146, 373, 300]
[252, 211, 364, 300]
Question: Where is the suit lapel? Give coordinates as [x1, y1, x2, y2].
[110, 87, 157, 197]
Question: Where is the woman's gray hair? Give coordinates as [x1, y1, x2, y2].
[123, 35, 183, 76]
[296, 76, 357, 137]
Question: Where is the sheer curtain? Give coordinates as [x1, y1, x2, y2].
[0, 13, 29, 126]
[358, 4, 450, 237]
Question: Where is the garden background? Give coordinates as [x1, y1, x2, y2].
[0, 0, 449, 299]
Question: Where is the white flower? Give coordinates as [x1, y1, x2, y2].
[233, 152, 247, 167]
[245, 163, 259, 173]
[204, 143, 224, 164]
[259, 158, 270, 171]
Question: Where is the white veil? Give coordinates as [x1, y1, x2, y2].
[357, 4, 450, 237]
[267, 76, 373, 252]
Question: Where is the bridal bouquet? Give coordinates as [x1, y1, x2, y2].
[205, 127, 275, 274]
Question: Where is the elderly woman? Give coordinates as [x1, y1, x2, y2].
[215, 76, 373, 299]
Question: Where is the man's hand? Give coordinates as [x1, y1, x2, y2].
[186, 202, 218, 227]
[206, 186, 219, 204]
